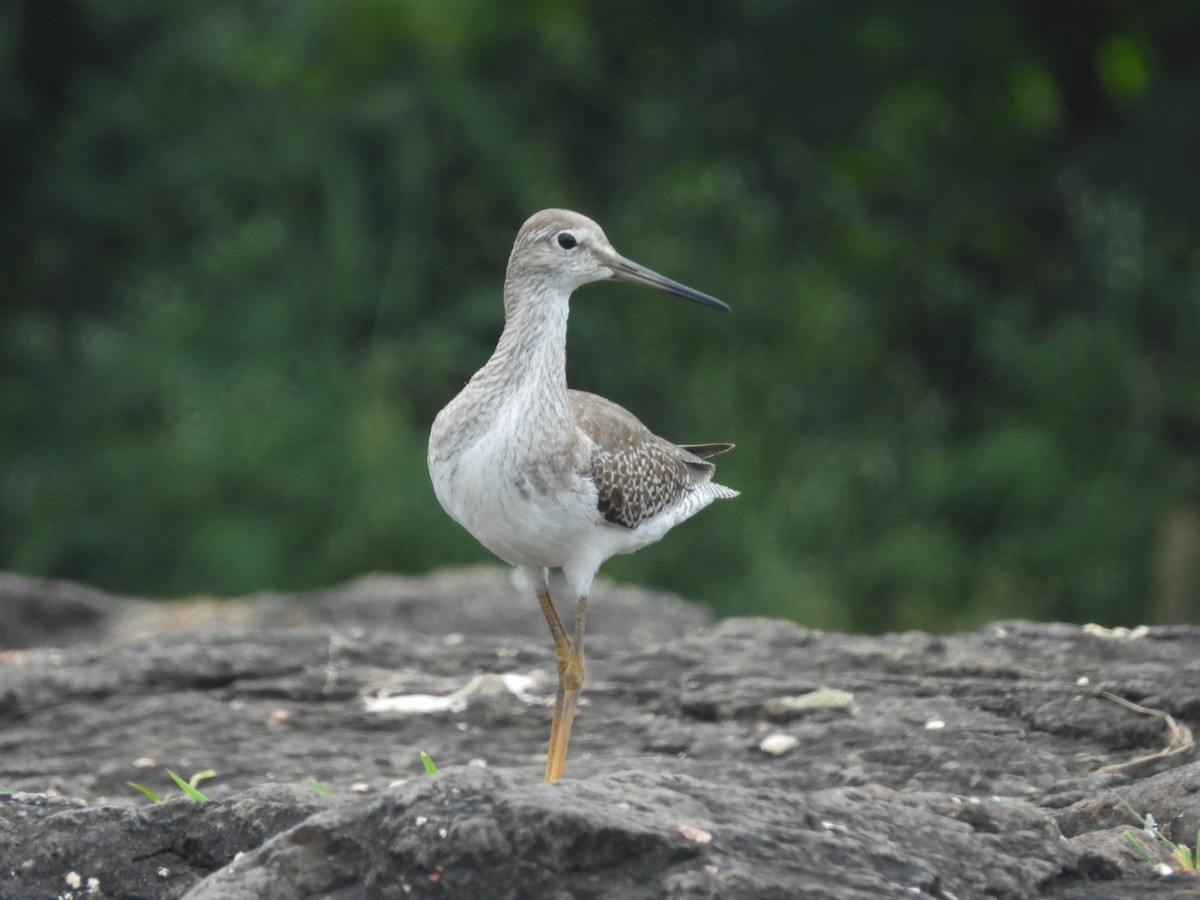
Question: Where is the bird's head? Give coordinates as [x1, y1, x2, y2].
[506, 209, 730, 312]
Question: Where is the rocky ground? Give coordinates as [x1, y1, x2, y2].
[1, 567, 1199, 899]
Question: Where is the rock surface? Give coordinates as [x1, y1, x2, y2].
[1, 567, 1198, 898]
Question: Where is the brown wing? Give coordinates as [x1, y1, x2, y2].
[569, 390, 730, 529]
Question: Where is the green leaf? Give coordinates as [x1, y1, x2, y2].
[1096, 35, 1151, 102]
[307, 777, 332, 795]
[128, 782, 163, 804]
[166, 770, 210, 802]
[1175, 836, 1196, 872]
[1124, 831, 1158, 868]
[188, 769, 217, 789]
[419, 751, 438, 775]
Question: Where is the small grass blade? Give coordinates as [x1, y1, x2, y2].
[307, 777, 331, 795]
[1173, 834, 1197, 872]
[188, 769, 216, 789]
[1123, 830, 1159, 868]
[166, 770, 210, 802]
[128, 782, 163, 804]
[419, 751, 438, 775]
[1120, 797, 1199, 874]
[1119, 798, 1149, 828]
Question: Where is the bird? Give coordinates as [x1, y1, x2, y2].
[428, 209, 737, 782]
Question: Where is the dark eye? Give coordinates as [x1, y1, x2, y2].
[556, 231, 578, 250]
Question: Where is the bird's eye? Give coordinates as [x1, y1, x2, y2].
[555, 231, 578, 250]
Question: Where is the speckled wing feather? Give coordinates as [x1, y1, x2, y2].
[569, 390, 732, 529]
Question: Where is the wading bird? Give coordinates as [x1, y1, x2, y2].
[428, 209, 736, 781]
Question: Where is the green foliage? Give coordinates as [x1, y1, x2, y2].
[1122, 800, 1200, 874]
[2, 2, 1198, 630]
[128, 769, 214, 803]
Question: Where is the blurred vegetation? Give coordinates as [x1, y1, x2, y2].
[2, 1, 1198, 631]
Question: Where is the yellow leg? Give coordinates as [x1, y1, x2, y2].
[537, 588, 588, 783]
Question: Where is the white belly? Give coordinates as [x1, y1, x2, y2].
[430, 423, 606, 570]
[428, 381, 735, 584]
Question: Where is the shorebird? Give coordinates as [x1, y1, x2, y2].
[428, 209, 737, 782]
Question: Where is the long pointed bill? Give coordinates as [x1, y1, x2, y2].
[609, 255, 731, 312]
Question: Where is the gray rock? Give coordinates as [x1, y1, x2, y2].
[0, 785, 328, 899]
[1, 568, 1198, 898]
[187, 769, 1069, 900]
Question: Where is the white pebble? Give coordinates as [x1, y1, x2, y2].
[759, 733, 799, 755]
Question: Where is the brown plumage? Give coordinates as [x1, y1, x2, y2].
[572, 390, 732, 528]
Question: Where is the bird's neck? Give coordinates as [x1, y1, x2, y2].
[476, 282, 571, 402]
